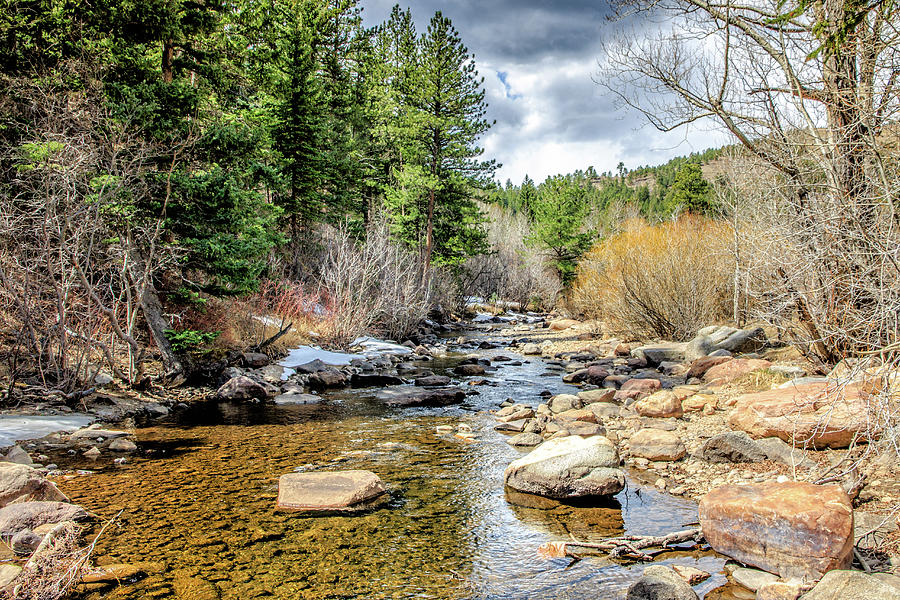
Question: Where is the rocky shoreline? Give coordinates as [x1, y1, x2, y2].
[0, 312, 898, 599]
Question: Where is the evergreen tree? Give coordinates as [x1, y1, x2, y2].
[526, 176, 595, 286]
[415, 11, 495, 271]
[665, 162, 714, 214]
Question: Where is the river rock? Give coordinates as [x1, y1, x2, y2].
[548, 394, 583, 413]
[522, 343, 542, 355]
[83, 447, 101, 459]
[703, 358, 772, 384]
[627, 565, 699, 600]
[241, 352, 269, 368]
[686, 326, 768, 361]
[731, 567, 779, 591]
[754, 437, 817, 469]
[507, 433, 544, 447]
[549, 319, 580, 331]
[108, 438, 137, 452]
[308, 370, 348, 390]
[276, 470, 386, 513]
[756, 581, 804, 600]
[728, 382, 872, 448]
[699, 482, 853, 580]
[0, 564, 20, 588]
[564, 422, 606, 437]
[415, 375, 451, 387]
[553, 408, 599, 424]
[634, 390, 684, 418]
[376, 387, 465, 407]
[0, 463, 67, 507]
[578, 388, 616, 404]
[686, 356, 732, 379]
[629, 429, 686, 461]
[799, 570, 900, 600]
[70, 428, 130, 440]
[700, 431, 767, 463]
[454, 364, 486, 376]
[671, 565, 710, 585]
[631, 343, 687, 367]
[3, 446, 33, 465]
[81, 562, 157, 584]
[274, 393, 322, 405]
[11, 528, 41, 555]
[350, 373, 404, 387]
[503, 435, 624, 498]
[0, 501, 92, 539]
[216, 376, 273, 401]
[498, 407, 535, 422]
[615, 378, 662, 403]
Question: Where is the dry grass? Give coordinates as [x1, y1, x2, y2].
[572, 216, 735, 341]
[4, 522, 87, 600]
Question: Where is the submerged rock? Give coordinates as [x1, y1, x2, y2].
[627, 565, 699, 600]
[276, 470, 387, 513]
[699, 482, 853, 580]
[376, 387, 466, 407]
[503, 435, 624, 499]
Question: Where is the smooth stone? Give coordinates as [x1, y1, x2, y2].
[799, 570, 900, 600]
[503, 435, 625, 498]
[276, 470, 386, 513]
[627, 565, 699, 600]
[731, 567, 778, 591]
[0, 463, 67, 507]
[0, 501, 92, 539]
[629, 429, 686, 461]
[376, 387, 466, 407]
[506, 433, 544, 447]
[108, 438, 137, 452]
[700, 431, 767, 463]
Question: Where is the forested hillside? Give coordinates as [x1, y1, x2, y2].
[0, 0, 497, 385]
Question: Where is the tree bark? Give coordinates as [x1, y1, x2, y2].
[162, 39, 175, 84]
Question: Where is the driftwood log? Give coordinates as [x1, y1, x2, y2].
[538, 528, 704, 561]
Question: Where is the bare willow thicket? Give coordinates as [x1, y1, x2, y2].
[602, 0, 900, 367]
[0, 68, 185, 394]
[573, 217, 735, 340]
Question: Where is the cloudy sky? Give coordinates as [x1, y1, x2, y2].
[359, 1, 730, 185]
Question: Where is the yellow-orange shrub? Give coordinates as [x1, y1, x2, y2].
[572, 216, 735, 341]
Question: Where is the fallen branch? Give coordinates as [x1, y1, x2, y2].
[252, 320, 294, 352]
[538, 528, 704, 561]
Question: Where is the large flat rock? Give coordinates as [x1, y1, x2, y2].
[699, 481, 853, 580]
[276, 470, 387, 513]
[376, 387, 466, 407]
[728, 382, 872, 448]
[504, 435, 625, 499]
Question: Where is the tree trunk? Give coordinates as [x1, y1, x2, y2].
[425, 187, 435, 275]
[162, 39, 175, 84]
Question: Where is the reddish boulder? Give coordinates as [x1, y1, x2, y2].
[629, 429, 686, 461]
[549, 319, 580, 331]
[728, 382, 873, 448]
[614, 378, 662, 403]
[703, 358, 772, 384]
[687, 356, 732, 379]
[699, 482, 853, 580]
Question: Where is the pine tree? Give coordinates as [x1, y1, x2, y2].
[665, 163, 714, 214]
[415, 11, 496, 272]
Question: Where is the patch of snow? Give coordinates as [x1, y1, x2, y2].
[351, 337, 413, 355]
[472, 313, 495, 323]
[0, 414, 94, 448]
[279, 346, 358, 369]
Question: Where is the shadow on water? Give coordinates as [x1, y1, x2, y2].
[56, 332, 731, 600]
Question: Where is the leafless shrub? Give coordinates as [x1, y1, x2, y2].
[460, 204, 560, 311]
[572, 216, 735, 340]
[316, 217, 431, 345]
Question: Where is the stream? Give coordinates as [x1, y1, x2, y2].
[53, 326, 736, 599]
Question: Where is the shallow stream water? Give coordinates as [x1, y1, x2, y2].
[55, 330, 735, 599]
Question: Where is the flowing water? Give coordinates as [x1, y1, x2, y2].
[55, 331, 735, 599]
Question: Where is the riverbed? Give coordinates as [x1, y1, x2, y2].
[54, 329, 736, 599]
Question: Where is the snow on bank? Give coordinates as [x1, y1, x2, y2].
[0, 414, 94, 448]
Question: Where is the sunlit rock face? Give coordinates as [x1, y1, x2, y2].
[699, 481, 853, 580]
